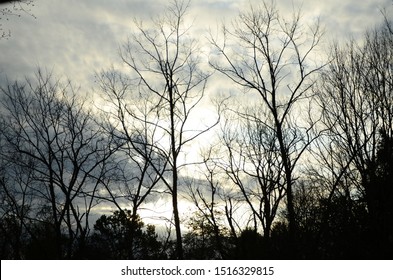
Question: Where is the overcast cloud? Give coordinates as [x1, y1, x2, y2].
[0, 0, 392, 90]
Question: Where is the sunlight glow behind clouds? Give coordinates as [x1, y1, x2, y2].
[1, 0, 392, 234]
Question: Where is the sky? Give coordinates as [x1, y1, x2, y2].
[0, 0, 392, 227]
[0, 0, 392, 90]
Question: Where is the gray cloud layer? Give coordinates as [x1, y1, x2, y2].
[0, 0, 391, 89]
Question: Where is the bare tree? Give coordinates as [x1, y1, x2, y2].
[99, 0, 218, 259]
[185, 146, 230, 259]
[0, 141, 36, 259]
[0, 70, 115, 258]
[97, 70, 167, 259]
[316, 18, 393, 256]
[218, 104, 286, 243]
[209, 0, 324, 253]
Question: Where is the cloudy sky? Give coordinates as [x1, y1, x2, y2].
[0, 0, 392, 91]
[0, 0, 392, 228]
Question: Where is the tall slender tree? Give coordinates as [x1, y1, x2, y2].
[100, 0, 218, 259]
[209, 0, 324, 255]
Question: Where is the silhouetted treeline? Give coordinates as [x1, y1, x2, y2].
[0, 0, 392, 259]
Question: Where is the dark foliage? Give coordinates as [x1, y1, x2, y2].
[183, 212, 232, 259]
[84, 210, 165, 260]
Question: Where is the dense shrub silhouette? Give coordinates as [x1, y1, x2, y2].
[87, 210, 164, 259]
